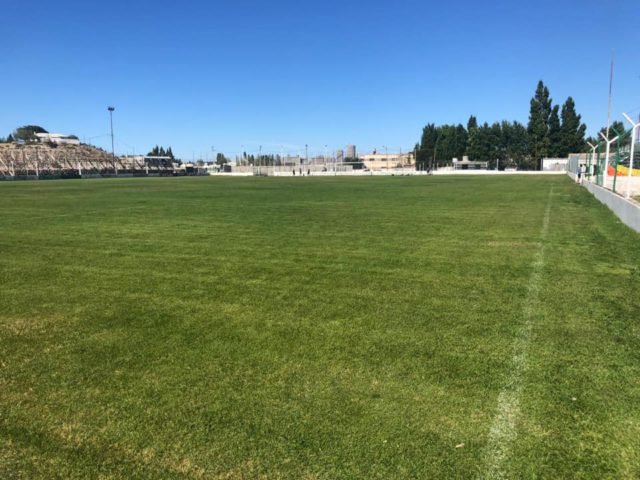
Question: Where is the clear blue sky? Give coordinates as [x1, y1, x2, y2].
[2, 0, 638, 160]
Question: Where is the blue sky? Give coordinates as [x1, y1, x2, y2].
[1, 0, 638, 160]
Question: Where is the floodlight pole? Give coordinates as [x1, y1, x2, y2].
[599, 132, 619, 188]
[586, 141, 598, 180]
[107, 106, 116, 175]
[622, 112, 640, 199]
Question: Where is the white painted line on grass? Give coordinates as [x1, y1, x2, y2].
[480, 186, 554, 480]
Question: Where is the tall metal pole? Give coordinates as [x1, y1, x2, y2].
[599, 133, 619, 188]
[622, 112, 640, 199]
[586, 142, 597, 181]
[604, 52, 614, 186]
[108, 106, 116, 175]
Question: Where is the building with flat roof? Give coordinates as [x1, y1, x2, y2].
[35, 133, 80, 145]
[452, 157, 488, 170]
[360, 152, 414, 169]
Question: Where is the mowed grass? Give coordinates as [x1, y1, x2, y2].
[0, 175, 639, 479]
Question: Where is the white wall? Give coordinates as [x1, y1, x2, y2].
[583, 181, 640, 233]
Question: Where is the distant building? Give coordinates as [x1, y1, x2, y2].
[360, 152, 414, 169]
[35, 133, 80, 145]
[541, 158, 570, 172]
[452, 156, 488, 170]
[336, 149, 344, 162]
[346, 144, 357, 160]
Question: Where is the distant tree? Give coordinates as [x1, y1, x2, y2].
[13, 125, 48, 143]
[7, 134, 14, 143]
[417, 123, 438, 170]
[598, 120, 626, 141]
[455, 124, 468, 158]
[506, 121, 531, 169]
[467, 115, 478, 132]
[216, 152, 228, 165]
[147, 145, 175, 159]
[548, 105, 562, 157]
[415, 80, 586, 171]
[558, 97, 587, 156]
[435, 124, 467, 164]
[527, 80, 552, 164]
[468, 122, 492, 161]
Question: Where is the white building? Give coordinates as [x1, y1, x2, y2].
[360, 152, 415, 169]
[35, 133, 80, 145]
[452, 156, 488, 170]
[541, 158, 570, 172]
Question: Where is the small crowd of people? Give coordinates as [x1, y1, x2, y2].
[292, 168, 311, 176]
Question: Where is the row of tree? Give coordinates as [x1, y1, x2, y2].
[1, 125, 50, 143]
[147, 145, 175, 160]
[415, 81, 587, 170]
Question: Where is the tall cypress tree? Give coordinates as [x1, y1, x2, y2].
[527, 80, 552, 164]
[418, 123, 438, 170]
[559, 97, 587, 156]
[548, 105, 562, 157]
[467, 115, 478, 132]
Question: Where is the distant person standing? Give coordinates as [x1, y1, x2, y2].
[579, 163, 587, 184]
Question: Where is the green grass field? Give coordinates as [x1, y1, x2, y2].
[1, 175, 639, 479]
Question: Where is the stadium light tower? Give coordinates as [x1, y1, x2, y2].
[598, 131, 619, 187]
[107, 106, 116, 175]
[622, 112, 640, 199]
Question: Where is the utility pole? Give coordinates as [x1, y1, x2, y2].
[107, 106, 116, 175]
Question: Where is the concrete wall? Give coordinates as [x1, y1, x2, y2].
[583, 181, 640, 233]
[602, 175, 640, 197]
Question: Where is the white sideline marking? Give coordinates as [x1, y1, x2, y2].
[480, 186, 554, 480]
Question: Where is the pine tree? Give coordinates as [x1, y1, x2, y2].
[527, 80, 552, 164]
[558, 97, 587, 156]
[468, 122, 494, 162]
[507, 121, 530, 169]
[417, 123, 438, 170]
[434, 124, 467, 164]
[467, 115, 478, 132]
[548, 105, 562, 157]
